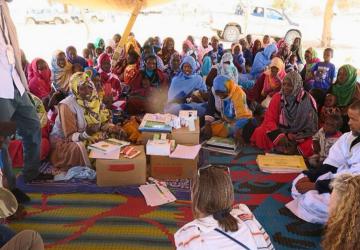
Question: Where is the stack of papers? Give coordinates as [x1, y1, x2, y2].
[203, 137, 241, 155]
[256, 154, 307, 173]
[139, 183, 176, 206]
[146, 139, 175, 156]
[170, 144, 201, 160]
[139, 113, 173, 133]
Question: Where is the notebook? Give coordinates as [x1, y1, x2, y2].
[256, 154, 307, 173]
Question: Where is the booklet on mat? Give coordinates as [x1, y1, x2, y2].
[203, 137, 241, 155]
[139, 183, 176, 206]
[256, 154, 307, 173]
[170, 144, 201, 160]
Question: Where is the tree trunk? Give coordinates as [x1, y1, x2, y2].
[321, 0, 335, 47]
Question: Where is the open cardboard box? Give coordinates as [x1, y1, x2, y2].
[140, 119, 200, 145]
[96, 145, 146, 187]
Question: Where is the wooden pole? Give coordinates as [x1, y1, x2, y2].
[112, 0, 144, 67]
[321, 0, 335, 47]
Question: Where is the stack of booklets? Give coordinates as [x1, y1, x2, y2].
[146, 139, 175, 156]
[139, 113, 172, 133]
[139, 181, 176, 206]
[202, 136, 241, 155]
[88, 139, 130, 159]
[256, 154, 307, 173]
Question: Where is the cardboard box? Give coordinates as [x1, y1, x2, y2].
[171, 119, 200, 145]
[150, 155, 198, 180]
[96, 145, 146, 187]
[140, 131, 171, 144]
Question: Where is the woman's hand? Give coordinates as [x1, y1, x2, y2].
[109, 124, 128, 138]
[86, 124, 100, 136]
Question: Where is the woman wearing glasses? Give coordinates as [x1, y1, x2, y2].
[174, 165, 273, 250]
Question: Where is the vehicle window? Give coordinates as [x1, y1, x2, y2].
[251, 7, 264, 17]
[266, 9, 284, 20]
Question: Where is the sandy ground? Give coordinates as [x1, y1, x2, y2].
[13, 12, 360, 71]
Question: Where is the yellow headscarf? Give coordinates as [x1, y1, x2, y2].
[70, 72, 110, 126]
[28, 93, 48, 128]
[125, 36, 141, 56]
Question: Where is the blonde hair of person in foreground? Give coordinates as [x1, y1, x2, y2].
[322, 174, 360, 250]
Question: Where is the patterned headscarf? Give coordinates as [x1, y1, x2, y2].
[217, 52, 238, 82]
[231, 43, 242, 55]
[280, 71, 318, 138]
[51, 50, 73, 93]
[70, 72, 110, 126]
[125, 36, 141, 56]
[158, 37, 176, 66]
[263, 57, 286, 93]
[282, 71, 303, 97]
[332, 64, 358, 107]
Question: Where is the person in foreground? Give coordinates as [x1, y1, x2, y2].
[322, 174, 360, 250]
[286, 100, 360, 224]
[0, 175, 44, 249]
[175, 165, 274, 250]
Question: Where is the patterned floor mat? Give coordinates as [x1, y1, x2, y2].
[9, 147, 322, 249]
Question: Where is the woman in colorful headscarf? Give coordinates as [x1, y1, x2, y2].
[232, 43, 246, 73]
[251, 71, 318, 156]
[204, 75, 252, 144]
[276, 39, 291, 63]
[127, 54, 169, 114]
[123, 49, 140, 85]
[50, 72, 124, 171]
[66, 46, 88, 69]
[300, 47, 320, 90]
[330, 64, 360, 132]
[165, 52, 181, 82]
[140, 44, 165, 71]
[238, 44, 278, 90]
[198, 36, 212, 65]
[165, 56, 208, 116]
[252, 39, 263, 62]
[291, 37, 304, 66]
[51, 50, 74, 93]
[97, 53, 122, 103]
[331, 65, 360, 108]
[246, 57, 286, 106]
[182, 39, 195, 57]
[250, 43, 278, 79]
[28, 58, 52, 100]
[157, 37, 177, 67]
[125, 35, 141, 56]
[94, 37, 105, 51]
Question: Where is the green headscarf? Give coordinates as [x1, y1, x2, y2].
[332, 64, 358, 107]
[95, 37, 105, 49]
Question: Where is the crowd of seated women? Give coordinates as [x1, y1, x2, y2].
[6, 31, 360, 249]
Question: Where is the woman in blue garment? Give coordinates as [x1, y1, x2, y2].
[238, 43, 278, 89]
[65, 46, 88, 69]
[165, 56, 208, 116]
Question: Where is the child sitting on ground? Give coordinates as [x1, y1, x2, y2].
[319, 93, 341, 126]
[308, 114, 342, 168]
